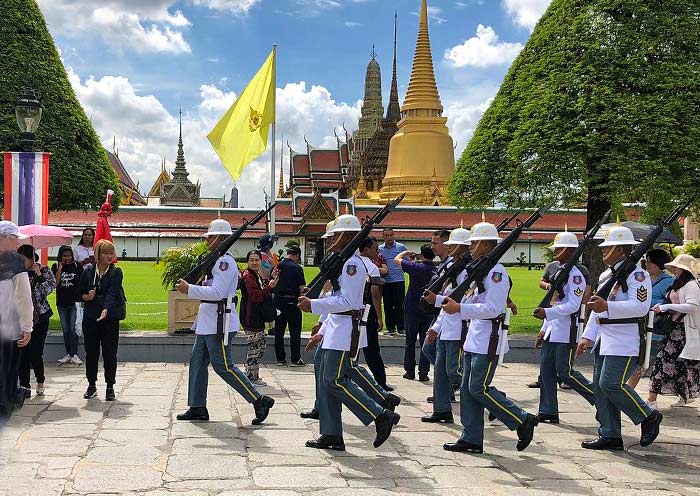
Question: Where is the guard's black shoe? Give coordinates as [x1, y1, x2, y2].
[374, 410, 400, 448]
[537, 413, 560, 424]
[526, 380, 540, 389]
[403, 372, 415, 380]
[381, 384, 395, 392]
[305, 435, 345, 451]
[83, 384, 97, 399]
[300, 408, 319, 419]
[640, 410, 663, 447]
[176, 407, 209, 421]
[418, 374, 430, 382]
[252, 395, 275, 425]
[380, 393, 401, 412]
[516, 413, 538, 451]
[581, 436, 624, 451]
[427, 395, 455, 403]
[105, 385, 115, 402]
[421, 412, 454, 424]
[444, 440, 483, 454]
[488, 412, 496, 422]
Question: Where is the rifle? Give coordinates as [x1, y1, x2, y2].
[182, 203, 276, 285]
[304, 194, 405, 299]
[593, 200, 691, 299]
[538, 209, 611, 309]
[420, 210, 521, 303]
[446, 201, 555, 303]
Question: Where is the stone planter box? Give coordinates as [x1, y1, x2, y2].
[167, 290, 199, 334]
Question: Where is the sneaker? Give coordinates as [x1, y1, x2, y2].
[403, 372, 415, 380]
[36, 385, 45, 396]
[83, 384, 97, 399]
[290, 359, 306, 367]
[58, 354, 71, 365]
[277, 360, 288, 366]
[70, 355, 83, 365]
[251, 378, 267, 386]
[671, 397, 688, 407]
[385, 329, 397, 336]
[397, 329, 405, 336]
[105, 385, 115, 402]
[647, 400, 658, 411]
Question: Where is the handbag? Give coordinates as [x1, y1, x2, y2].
[652, 286, 682, 336]
[116, 287, 127, 321]
[74, 302, 84, 337]
[259, 293, 277, 322]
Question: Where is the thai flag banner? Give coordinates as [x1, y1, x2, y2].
[3, 152, 50, 226]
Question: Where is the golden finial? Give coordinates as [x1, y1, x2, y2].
[460, 218, 464, 229]
[616, 215, 621, 226]
[217, 210, 221, 219]
[564, 222, 568, 232]
[481, 211, 486, 222]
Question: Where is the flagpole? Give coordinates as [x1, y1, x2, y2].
[269, 44, 277, 234]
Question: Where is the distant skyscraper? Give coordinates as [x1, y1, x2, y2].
[229, 183, 239, 208]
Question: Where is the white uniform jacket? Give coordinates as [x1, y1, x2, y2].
[460, 263, 510, 355]
[187, 253, 240, 336]
[582, 264, 652, 357]
[542, 266, 586, 344]
[311, 252, 367, 352]
[432, 269, 468, 341]
[358, 256, 381, 349]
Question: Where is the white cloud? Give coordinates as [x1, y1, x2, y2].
[344, 21, 363, 28]
[411, 5, 446, 24]
[502, 0, 552, 29]
[444, 25, 523, 68]
[445, 98, 494, 157]
[66, 66, 361, 208]
[36, 0, 261, 54]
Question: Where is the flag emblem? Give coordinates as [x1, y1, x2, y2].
[249, 107, 262, 132]
[491, 271, 503, 283]
[573, 275, 583, 285]
[637, 286, 648, 302]
[634, 271, 646, 282]
[346, 264, 357, 276]
[219, 261, 229, 272]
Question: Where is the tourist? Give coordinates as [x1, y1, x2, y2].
[74, 228, 95, 266]
[240, 249, 279, 385]
[395, 243, 436, 382]
[421, 230, 451, 367]
[628, 249, 673, 390]
[78, 240, 124, 401]
[51, 245, 84, 365]
[378, 227, 407, 335]
[359, 237, 390, 390]
[0, 221, 33, 420]
[647, 254, 700, 409]
[16, 245, 55, 398]
[257, 234, 278, 336]
[273, 245, 306, 366]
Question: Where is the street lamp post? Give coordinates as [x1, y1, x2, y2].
[15, 86, 43, 152]
[528, 232, 532, 271]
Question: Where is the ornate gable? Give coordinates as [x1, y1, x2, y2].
[300, 188, 335, 223]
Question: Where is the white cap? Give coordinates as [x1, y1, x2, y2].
[551, 232, 579, 249]
[598, 225, 639, 247]
[0, 220, 25, 239]
[321, 219, 337, 239]
[443, 228, 471, 246]
[206, 219, 233, 237]
[469, 222, 500, 242]
[331, 214, 362, 233]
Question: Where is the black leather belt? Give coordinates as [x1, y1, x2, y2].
[597, 317, 643, 325]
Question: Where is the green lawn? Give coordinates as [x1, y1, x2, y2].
[48, 262, 544, 334]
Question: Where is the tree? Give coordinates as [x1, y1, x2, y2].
[0, 0, 121, 211]
[449, 0, 700, 275]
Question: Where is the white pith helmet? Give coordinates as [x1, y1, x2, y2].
[331, 214, 362, 233]
[321, 219, 337, 238]
[598, 225, 639, 247]
[469, 222, 500, 242]
[443, 228, 471, 245]
[206, 219, 233, 237]
[551, 232, 579, 249]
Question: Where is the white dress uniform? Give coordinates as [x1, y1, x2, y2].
[461, 263, 510, 355]
[187, 253, 240, 335]
[434, 269, 469, 342]
[543, 266, 586, 344]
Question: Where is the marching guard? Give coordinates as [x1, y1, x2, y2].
[176, 218, 275, 425]
[442, 221, 538, 453]
[577, 225, 662, 450]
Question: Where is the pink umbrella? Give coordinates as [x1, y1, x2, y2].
[17, 224, 73, 249]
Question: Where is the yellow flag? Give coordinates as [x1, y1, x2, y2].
[208, 50, 275, 180]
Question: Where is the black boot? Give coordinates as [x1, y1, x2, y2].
[537, 413, 560, 424]
[380, 393, 401, 412]
[176, 407, 210, 421]
[487, 412, 496, 422]
[306, 435, 345, 451]
[83, 383, 97, 399]
[300, 408, 319, 419]
[427, 395, 455, 403]
[105, 385, 115, 402]
[252, 395, 275, 425]
[581, 436, 624, 451]
[640, 410, 663, 447]
[444, 440, 483, 454]
[421, 412, 454, 424]
[516, 413, 538, 451]
[418, 374, 430, 382]
[374, 410, 400, 448]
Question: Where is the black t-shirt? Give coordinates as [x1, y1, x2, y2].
[51, 262, 83, 307]
[273, 258, 306, 301]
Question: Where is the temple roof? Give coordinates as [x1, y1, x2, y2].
[148, 160, 172, 197]
[104, 149, 146, 205]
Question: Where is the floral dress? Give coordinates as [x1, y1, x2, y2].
[649, 289, 700, 401]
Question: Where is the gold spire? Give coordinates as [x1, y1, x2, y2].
[564, 222, 568, 232]
[401, 0, 443, 114]
[616, 215, 621, 226]
[482, 211, 486, 222]
[460, 218, 464, 228]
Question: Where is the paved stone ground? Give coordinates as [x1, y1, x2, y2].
[2, 362, 700, 496]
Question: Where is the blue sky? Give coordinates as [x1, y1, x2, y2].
[37, 0, 551, 207]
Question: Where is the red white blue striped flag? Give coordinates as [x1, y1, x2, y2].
[3, 152, 50, 226]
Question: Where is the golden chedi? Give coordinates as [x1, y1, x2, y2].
[379, 0, 454, 206]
